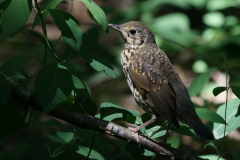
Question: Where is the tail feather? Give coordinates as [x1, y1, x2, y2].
[186, 117, 214, 140]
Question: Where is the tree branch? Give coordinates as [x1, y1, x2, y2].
[2, 72, 206, 160]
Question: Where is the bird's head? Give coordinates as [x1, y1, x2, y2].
[109, 21, 156, 46]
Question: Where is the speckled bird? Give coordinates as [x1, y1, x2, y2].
[109, 21, 214, 142]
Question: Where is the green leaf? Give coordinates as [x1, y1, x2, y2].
[72, 97, 97, 116]
[0, 55, 33, 76]
[123, 113, 136, 124]
[230, 86, 240, 99]
[35, 63, 74, 113]
[196, 108, 226, 124]
[213, 98, 240, 139]
[125, 143, 148, 160]
[0, 74, 11, 104]
[80, 53, 117, 78]
[188, 68, 216, 97]
[199, 155, 225, 160]
[157, 124, 196, 138]
[235, 105, 240, 117]
[10, 70, 29, 82]
[203, 12, 225, 28]
[101, 113, 125, 122]
[1, 0, 32, 36]
[100, 102, 140, 119]
[32, 0, 63, 29]
[0, 96, 28, 138]
[81, 0, 108, 33]
[204, 142, 219, 155]
[76, 146, 105, 160]
[56, 132, 74, 143]
[59, 93, 74, 108]
[167, 136, 180, 149]
[48, 9, 82, 52]
[225, 151, 240, 160]
[72, 75, 91, 95]
[0, 0, 11, 12]
[213, 87, 227, 96]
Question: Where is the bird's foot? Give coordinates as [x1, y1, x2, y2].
[128, 127, 140, 144]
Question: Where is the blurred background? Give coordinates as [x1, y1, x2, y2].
[1, 0, 240, 159]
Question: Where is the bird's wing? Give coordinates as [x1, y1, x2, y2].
[128, 47, 179, 128]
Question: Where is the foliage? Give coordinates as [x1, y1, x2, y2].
[0, 0, 240, 160]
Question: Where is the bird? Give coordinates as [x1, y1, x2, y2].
[108, 21, 214, 143]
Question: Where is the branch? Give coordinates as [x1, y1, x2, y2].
[2, 72, 206, 160]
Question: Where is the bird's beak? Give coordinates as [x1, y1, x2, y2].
[109, 24, 127, 42]
[108, 24, 121, 32]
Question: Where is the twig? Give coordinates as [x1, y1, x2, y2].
[1, 71, 207, 160]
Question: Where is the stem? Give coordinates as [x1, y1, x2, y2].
[33, 0, 63, 64]
[44, 42, 47, 67]
[25, 108, 34, 139]
[71, 0, 73, 15]
[110, 151, 126, 160]
[52, 143, 66, 158]
[86, 131, 96, 160]
[218, 65, 229, 160]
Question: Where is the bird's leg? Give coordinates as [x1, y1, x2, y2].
[129, 118, 156, 143]
[162, 122, 171, 143]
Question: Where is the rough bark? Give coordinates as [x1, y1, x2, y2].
[1, 72, 207, 160]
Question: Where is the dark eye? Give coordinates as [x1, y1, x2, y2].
[130, 29, 136, 35]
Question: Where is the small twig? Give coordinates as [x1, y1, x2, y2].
[218, 63, 229, 160]
[86, 131, 96, 160]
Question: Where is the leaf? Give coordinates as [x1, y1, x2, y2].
[143, 149, 155, 157]
[10, 70, 29, 82]
[35, 63, 74, 113]
[188, 68, 216, 97]
[100, 102, 140, 119]
[196, 108, 226, 124]
[0, 96, 28, 138]
[32, 0, 63, 29]
[213, 98, 240, 139]
[204, 142, 219, 155]
[199, 155, 225, 160]
[1, 0, 32, 36]
[72, 75, 91, 95]
[0, 0, 12, 12]
[0, 74, 11, 104]
[102, 113, 125, 122]
[48, 9, 82, 52]
[225, 150, 240, 160]
[80, 52, 117, 78]
[164, 124, 197, 138]
[0, 55, 33, 76]
[56, 132, 74, 143]
[76, 146, 105, 160]
[235, 104, 240, 117]
[203, 12, 225, 28]
[125, 143, 149, 160]
[230, 86, 240, 99]
[71, 97, 97, 116]
[167, 136, 180, 149]
[81, 0, 108, 33]
[213, 87, 227, 96]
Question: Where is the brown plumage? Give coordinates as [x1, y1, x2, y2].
[109, 21, 214, 142]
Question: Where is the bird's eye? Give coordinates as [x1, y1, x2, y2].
[130, 29, 136, 35]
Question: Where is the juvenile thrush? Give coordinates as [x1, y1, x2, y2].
[109, 21, 214, 142]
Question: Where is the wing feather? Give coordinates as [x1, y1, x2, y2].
[128, 50, 179, 128]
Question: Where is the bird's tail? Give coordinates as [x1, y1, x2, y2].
[186, 115, 215, 140]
